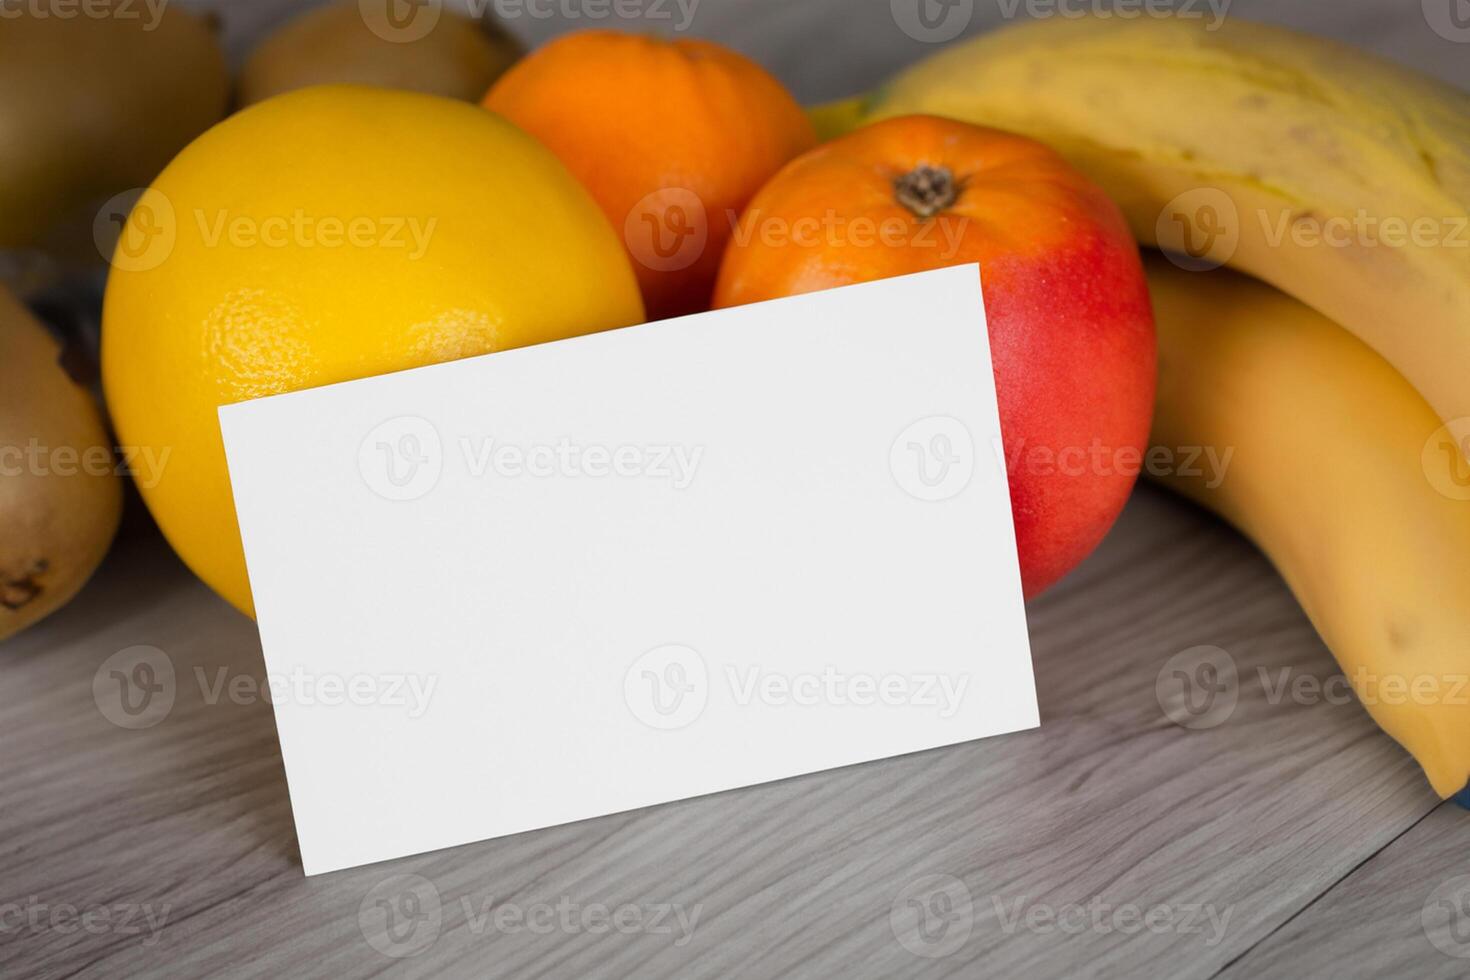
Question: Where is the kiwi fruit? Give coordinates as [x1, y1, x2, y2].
[0, 1, 229, 255]
[239, 2, 525, 106]
[0, 286, 122, 642]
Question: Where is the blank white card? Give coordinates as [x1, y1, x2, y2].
[219, 265, 1038, 875]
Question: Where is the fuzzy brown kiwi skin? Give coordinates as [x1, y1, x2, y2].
[0, 1, 229, 255]
[0, 287, 122, 642]
[238, 2, 525, 107]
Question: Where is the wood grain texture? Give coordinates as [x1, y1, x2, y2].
[3, 1, 1468, 977]
[1219, 804, 1470, 979]
[0, 487, 1447, 978]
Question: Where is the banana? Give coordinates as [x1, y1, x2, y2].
[807, 95, 868, 143]
[1145, 252, 1470, 798]
[861, 15, 1470, 445]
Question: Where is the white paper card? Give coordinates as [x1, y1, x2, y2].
[219, 265, 1038, 875]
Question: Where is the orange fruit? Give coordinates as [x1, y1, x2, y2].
[484, 31, 815, 321]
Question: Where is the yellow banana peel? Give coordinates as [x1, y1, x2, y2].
[861, 15, 1470, 449]
[1146, 253, 1470, 799]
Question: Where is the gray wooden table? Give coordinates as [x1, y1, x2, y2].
[4, 1, 1468, 977]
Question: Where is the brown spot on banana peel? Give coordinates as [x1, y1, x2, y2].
[1385, 619, 1414, 652]
[1292, 210, 1320, 230]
